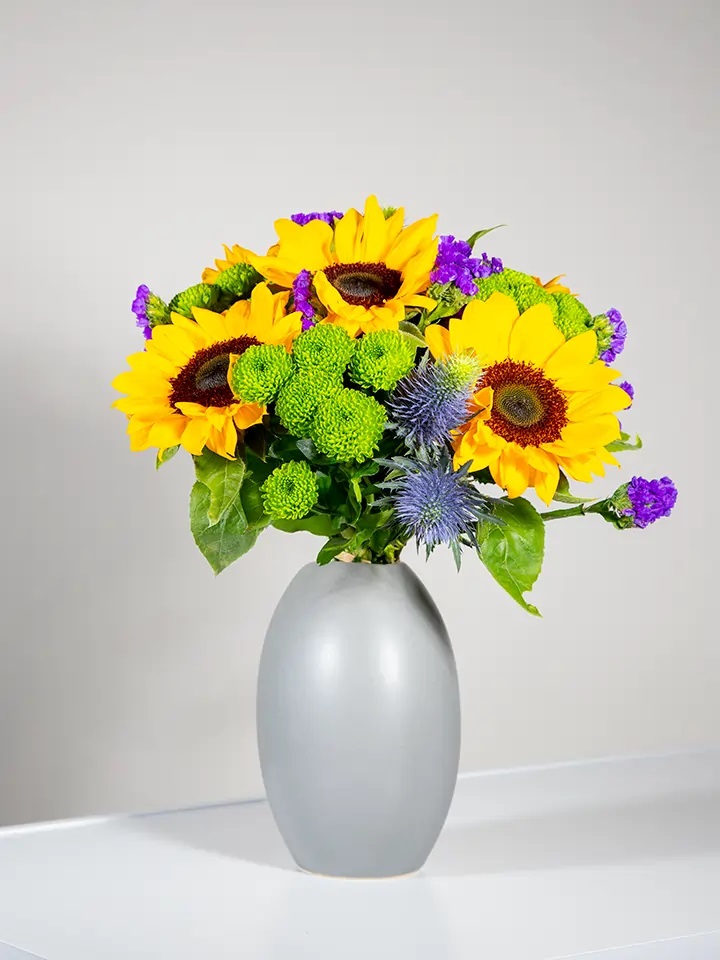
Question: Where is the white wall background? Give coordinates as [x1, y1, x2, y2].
[0, 0, 718, 826]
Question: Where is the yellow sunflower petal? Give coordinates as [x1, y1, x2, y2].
[234, 403, 266, 430]
[180, 418, 211, 455]
[191, 307, 230, 341]
[494, 445, 532, 499]
[360, 195, 390, 262]
[508, 304, 565, 366]
[567, 385, 632, 420]
[543, 330, 598, 378]
[272, 218, 334, 273]
[149, 416, 186, 449]
[425, 324, 452, 359]
[385, 214, 439, 271]
[333, 207, 362, 262]
[449, 293, 518, 362]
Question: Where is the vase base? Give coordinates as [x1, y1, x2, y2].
[296, 864, 422, 881]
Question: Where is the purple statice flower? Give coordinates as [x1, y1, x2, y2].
[624, 476, 678, 529]
[290, 211, 344, 227]
[391, 460, 487, 550]
[430, 235, 503, 296]
[388, 354, 480, 450]
[131, 285, 153, 340]
[292, 269, 316, 330]
[619, 380, 634, 405]
[599, 308, 627, 363]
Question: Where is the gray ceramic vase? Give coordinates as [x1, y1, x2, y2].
[256, 560, 461, 878]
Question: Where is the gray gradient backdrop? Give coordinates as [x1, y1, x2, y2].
[1, 0, 718, 827]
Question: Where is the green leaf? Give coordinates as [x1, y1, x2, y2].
[606, 432, 643, 453]
[190, 481, 258, 574]
[477, 497, 545, 616]
[156, 445, 180, 469]
[350, 461, 380, 480]
[398, 321, 427, 345]
[316, 536, 350, 565]
[466, 225, 505, 249]
[552, 470, 595, 504]
[273, 514, 336, 537]
[239, 474, 270, 529]
[193, 450, 246, 527]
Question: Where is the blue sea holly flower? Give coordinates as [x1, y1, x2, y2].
[388, 354, 480, 450]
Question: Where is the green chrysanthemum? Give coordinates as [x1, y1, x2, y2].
[553, 292, 593, 340]
[261, 461, 318, 521]
[349, 330, 416, 391]
[276, 370, 342, 437]
[310, 388, 386, 462]
[229, 344, 294, 405]
[475, 269, 559, 320]
[213, 263, 262, 299]
[292, 323, 355, 376]
[168, 283, 223, 318]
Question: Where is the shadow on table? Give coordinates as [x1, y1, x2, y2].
[127, 790, 720, 878]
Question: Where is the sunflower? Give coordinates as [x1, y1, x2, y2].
[425, 293, 632, 504]
[113, 283, 301, 459]
[250, 195, 439, 337]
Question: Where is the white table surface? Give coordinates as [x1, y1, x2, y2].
[0, 749, 719, 960]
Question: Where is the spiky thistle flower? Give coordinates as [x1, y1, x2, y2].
[229, 344, 294, 405]
[349, 330, 416, 391]
[310, 388, 386, 462]
[261, 460, 318, 520]
[377, 454, 497, 564]
[388, 354, 480, 450]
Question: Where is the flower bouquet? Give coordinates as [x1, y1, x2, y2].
[115, 196, 676, 616]
[113, 196, 677, 877]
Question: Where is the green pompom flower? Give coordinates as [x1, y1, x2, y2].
[292, 324, 355, 376]
[310, 388, 386, 462]
[261, 461, 318, 521]
[475, 269, 559, 320]
[276, 370, 342, 437]
[168, 283, 222, 318]
[349, 330, 416, 391]
[229, 344, 294, 405]
[553, 292, 593, 340]
[213, 263, 262, 299]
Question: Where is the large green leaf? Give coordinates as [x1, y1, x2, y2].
[190, 481, 258, 574]
[193, 450, 246, 527]
[607, 432, 643, 453]
[477, 497, 545, 616]
[273, 514, 337, 537]
[316, 536, 350, 565]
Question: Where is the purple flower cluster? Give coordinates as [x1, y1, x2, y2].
[625, 476, 678, 529]
[131, 285, 153, 340]
[619, 380, 634, 404]
[430, 235, 503, 296]
[292, 270, 316, 330]
[290, 211, 344, 227]
[599, 308, 627, 363]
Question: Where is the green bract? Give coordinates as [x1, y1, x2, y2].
[229, 344, 293, 405]
[310, 388, 387, 462]
[349, 330, 416, 391]
[168, 283, 222, 318]
[293, 324, 355, 376]
[261, 461, 319, 521]
[145, 291, 172, 329]
[213, 263, 262, 299]
[276, 370, 342, 437]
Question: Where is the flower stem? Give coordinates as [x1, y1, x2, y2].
[541, 504, 587, 521]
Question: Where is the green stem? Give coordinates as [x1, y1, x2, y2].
[541, 502, 603, 522]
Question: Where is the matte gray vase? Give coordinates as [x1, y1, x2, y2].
[256, 560, 461, 878]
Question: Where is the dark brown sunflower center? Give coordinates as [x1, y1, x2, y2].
[169, 336, 259, 408]
[481, 359, 568, 447]
[324, 261, 402, 307]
